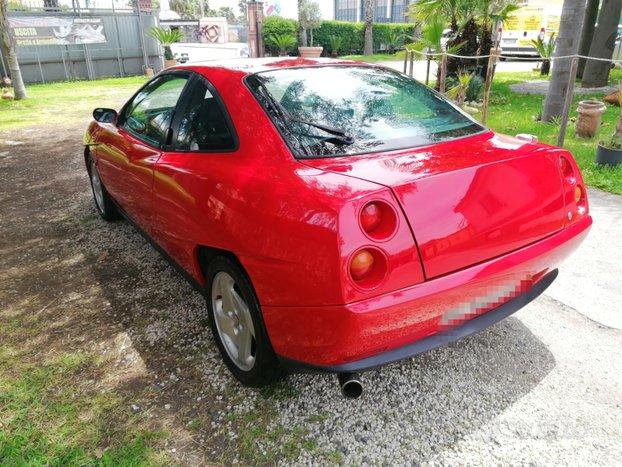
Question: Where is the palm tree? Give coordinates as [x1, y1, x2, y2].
[582, 0, 622, 88]
[148, 27, 183, 61]
[408, 0, 473, 32]
[530, 33, 556, 76]
[268, 34, 297, 56]
[541, 0, 586, 121]
[577, 0, 600, 79]
[363, 0, 373, 56]
[0, 0, 26, 100]
[408, 17, 464, 89]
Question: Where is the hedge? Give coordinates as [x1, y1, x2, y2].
[262, 16, 299, 56]
[261, 17, 418, 56]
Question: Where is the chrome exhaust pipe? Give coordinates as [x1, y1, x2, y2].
[337, 372, 363, 399]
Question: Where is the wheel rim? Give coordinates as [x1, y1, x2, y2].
[211, 271, 256, 371]
[90, 162, 105, 213]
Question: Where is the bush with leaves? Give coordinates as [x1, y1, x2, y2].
[148, 27, 183, 60]
[530, 33, 556, 75]
[262, 16, 298, 55]
[267, 34, 297, 56]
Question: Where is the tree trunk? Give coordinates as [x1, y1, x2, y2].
[363, 0, 373, 56]
[541, 0, 585, 122]
[297, 0, 307, 47]
[582, 0, 622, 88]
[577, 0, 600, 78]
[0, 0, 27, 100]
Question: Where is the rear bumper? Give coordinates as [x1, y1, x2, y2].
[263, 216, 591, 371]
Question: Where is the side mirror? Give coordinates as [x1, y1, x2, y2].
[93, 108, 118, 124]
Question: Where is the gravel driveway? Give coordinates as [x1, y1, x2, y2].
[1, 121, 620, 464]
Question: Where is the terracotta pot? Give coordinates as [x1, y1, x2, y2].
[298, 46, 323, 58]
[596, 143, 622, 167]
[575, 100, 606, 138]
[1, 88, 14, 100]
[164, 59, 178, 69]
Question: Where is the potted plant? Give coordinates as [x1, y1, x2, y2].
[148, 27, 183, 69]
[530, 32, 556, 76]
[596, 83, 622, 167]
[328, 35, 342, 58]
[268, 33, 297, 57]
[298, 0, 323, 58]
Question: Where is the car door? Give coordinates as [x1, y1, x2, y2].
[95, 72, 191, 233]
[152, 72, 239, 275]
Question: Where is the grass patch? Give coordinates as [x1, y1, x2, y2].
[0, 343, 171, 465]
[342, 51, 406, 62]
[487, 70, 622, 194]
[0, 76, 147, 131]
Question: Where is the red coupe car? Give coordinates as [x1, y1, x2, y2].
[85, 58, 591, 398]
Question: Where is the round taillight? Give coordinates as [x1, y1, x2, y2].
[360, 202, 382, 233]
[350, 249, 374, 280]
[560, 156, 574, 179]
[574, 185, 583, 203]
[359, 200, 398, 240]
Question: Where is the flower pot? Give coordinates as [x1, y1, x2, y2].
[144, 66, 154, 78]
[595, 143, 622, 167]
[575, 100, 606, 138]
[298, 46, 323, 58]
[164, 59, 178, 69]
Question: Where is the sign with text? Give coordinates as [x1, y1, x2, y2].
[9, 16, 107, 45]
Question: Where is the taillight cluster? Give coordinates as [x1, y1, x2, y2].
[560, 155, 587, 219]
[348, 201, 398, 288]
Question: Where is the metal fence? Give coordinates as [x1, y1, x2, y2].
[1, 0, 163, 83]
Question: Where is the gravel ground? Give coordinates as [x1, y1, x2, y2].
[1, 120, 621, 464]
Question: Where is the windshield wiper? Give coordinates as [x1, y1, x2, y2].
[287, 116, 355, 146]
[255, 82, 354, 146]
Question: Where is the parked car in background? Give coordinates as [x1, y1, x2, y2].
[84, 58, 591, 398]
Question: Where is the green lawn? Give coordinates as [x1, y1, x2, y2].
[0, 76, 147, 130]
[486, 70, 622, 195]
[342, 51, 406, 62]
[0, 337, 171, 465]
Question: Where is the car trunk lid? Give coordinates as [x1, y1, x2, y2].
[302, 132, 567, 279]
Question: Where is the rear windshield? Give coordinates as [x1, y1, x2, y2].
[246, 65, 484, 159]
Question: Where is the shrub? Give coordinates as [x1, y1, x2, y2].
[314, 21, 364, 55]
[267, 34, 297, 56]
[373, 23, 416, 52]
[262, 16, 298, 56]
[261, 18, 418, 56]
[466, 74, 484, 102]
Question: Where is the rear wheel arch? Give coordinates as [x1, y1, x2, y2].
[197, 246, 250, 287]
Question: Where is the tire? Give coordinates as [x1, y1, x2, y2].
[205, 256, 282, 386]
[88, 155, 120, 222]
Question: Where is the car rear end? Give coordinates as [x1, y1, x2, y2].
[263, 133, 591, 370]
[247, 61, 591, 370]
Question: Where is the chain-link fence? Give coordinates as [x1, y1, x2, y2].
[1, 0, 162, 83]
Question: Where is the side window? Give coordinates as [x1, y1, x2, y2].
[122, 75, 188, 147]
[174, 78, 235, 152]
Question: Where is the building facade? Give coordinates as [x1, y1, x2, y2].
[334, 0, 413, 23]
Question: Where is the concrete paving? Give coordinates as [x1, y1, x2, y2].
[548, 189, 622, 329]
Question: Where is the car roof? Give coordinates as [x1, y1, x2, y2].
[180, 56, 372, 75]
